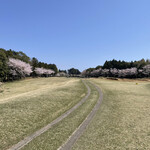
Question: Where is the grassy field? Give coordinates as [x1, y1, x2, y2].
[72, 78, 150, 150]
[1, 77, 150, 150]
[22, 82, 99, 150]
[0, 77, 87, 150]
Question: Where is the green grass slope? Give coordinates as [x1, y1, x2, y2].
[22, 81, 99, 150]
[73, 78, 150, 150]
[0, 78, 86, 150]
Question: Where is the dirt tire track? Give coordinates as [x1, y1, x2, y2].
[58, 81, 103, 150]
[8, 80, 91, 150]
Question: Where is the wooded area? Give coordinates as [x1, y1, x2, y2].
[0, 48, 58, 81]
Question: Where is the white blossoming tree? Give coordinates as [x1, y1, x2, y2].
[142, 65, 150, 77]
[8, 58, 32, 80]
[34, 67, 55, 77]
[90, 69, 101, 77]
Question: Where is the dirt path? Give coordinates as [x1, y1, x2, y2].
[8, 80, 91, 150]
[58, 81, 103, 150]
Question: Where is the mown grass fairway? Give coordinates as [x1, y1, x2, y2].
[73, 78, 150, 150]
[1, 78, 150, 150]
[0, 78, 86, 150]
[22, 82, 99, 150]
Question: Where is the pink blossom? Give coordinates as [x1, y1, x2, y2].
[8, 58, 32, 77]
[34, 67, 55, 76]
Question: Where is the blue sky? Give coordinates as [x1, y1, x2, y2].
[0, 0, 150, 71]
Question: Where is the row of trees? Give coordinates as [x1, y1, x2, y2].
[68, 68, 80, 75]
[82, 59, 150, 78]
[103, 59, 150, 69]
[1, 48, 150, 80]
[0, 48, 57, 81]
[56, 68, 81, 77]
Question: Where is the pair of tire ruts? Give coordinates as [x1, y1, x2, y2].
[8, 80, 103, 150]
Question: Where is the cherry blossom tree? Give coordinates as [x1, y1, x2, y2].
[81, 70, 87, 77]
[8, 58, 32, 79]
[90, 69, 101, 77]
[142, 65, 150, 77]
[34, 67, 55, 77]
[101, 69, 109, 77]
[110, 68, 118, 77]
[81, 67, 138, 78]
[117, 68, 137, 78]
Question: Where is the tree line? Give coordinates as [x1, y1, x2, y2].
[103, 59, 150, 69]
[1, 48, 150, 81]
[0, 48, 58, 81]
[82, 59, 150, 78]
